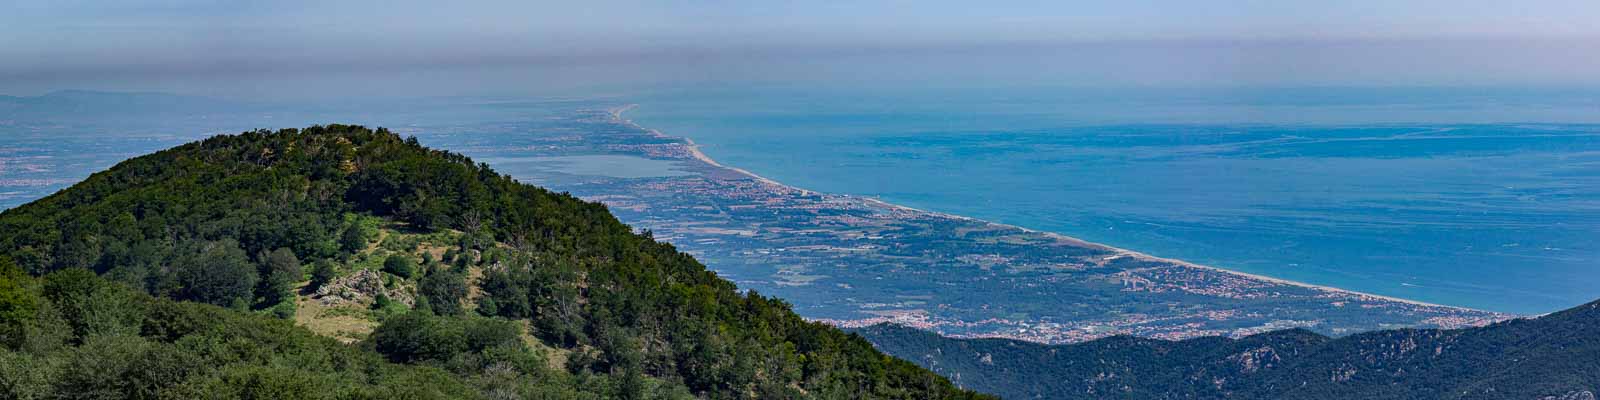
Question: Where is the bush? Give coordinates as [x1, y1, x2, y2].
[370, 312, 532, 376]
[370, 312, 464, 364]
[268, 301, 296, 320]
[382, 255, 416, 279]
[420, 270, 467, 316]
[339, 224, 371, 254]
[309, 260, 338, 290]
[257, 248, 302, 308]
[462, 318, 521, 353]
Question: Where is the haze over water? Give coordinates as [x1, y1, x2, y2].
[627, 85, 1600, 314]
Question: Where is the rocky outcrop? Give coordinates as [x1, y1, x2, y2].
[311, 269, 414, 307]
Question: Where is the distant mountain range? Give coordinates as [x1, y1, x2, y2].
[858, 300, 1599, 399]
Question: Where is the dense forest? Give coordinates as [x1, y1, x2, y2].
[859, 298, 1600, 400]
[0, 125, 988, 399]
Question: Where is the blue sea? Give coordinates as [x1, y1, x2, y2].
[625, 85, 1600, 314]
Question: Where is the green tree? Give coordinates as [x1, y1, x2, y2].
[420, 269, 467, 316]
[382, 254, 416, 279]
[257, 248, 301, 307]
[309, 260, 338, 290]
[53, 334, 154, 399]
[174, 241, 257, 308]
[0, 257, 39, 348]
[462, 317, 520, 353]
[42, 269, 144, 339]
[369, 312, 464, 364]
[0, 125, 988, 400]
[339, 223, 370, 254]
[123, 341, 203, 399]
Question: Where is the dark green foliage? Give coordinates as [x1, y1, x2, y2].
[372, 293, 393, 310]
[0, 272, 493, 399]
[420, 268, 467, 316]
[860, 301, 1600, 400]
[369, 312, 466, 363]
[461, 317, 520, 352]
[267, 300, 296, 320]
[441, 249, 458, 266]
[172, 240, 257, 309]
[53, 334, 157, 399]
[261, 248, 301, 281]
[369, 312, 523, 365]
[0, 126, 986, 399]
[257, 248, 301, 308]
[339, 223, 371, 254]
[478, 259, 586, 347]
[309, 259, 337, 290]
[0, 257, 36, 347]
[42, 268, 146, 339]
[382, 254, 416, 279]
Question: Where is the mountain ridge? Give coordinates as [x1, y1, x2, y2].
[0, 125, 989, 399]
[857, 298, 1600, 399]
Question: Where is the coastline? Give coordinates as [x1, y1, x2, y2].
[612, 105, 820, 196]
[609, 105, 1484, 313]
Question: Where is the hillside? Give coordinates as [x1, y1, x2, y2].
[0, 125, 989, 399]
[858, 300, 1600, 400]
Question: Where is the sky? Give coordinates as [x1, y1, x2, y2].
[5, 0, 1600, 98]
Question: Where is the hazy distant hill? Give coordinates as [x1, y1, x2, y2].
[0, 125, 987, 399]
[858, 301, 1600, 399]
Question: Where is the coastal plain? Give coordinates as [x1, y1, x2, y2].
[429, 104, 1508, 343]
[0, 96, 1518, 344]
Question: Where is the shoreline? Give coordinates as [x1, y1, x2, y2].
[612, 105, 822, 195]
[609, 105, 1485, 313]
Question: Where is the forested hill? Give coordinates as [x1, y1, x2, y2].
[859, 299, 1600, 400]
[0, 125, 989, 399]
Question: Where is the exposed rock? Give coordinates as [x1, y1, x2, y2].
[1228, 345, 1281, 374]
[312, 269, 414, 307]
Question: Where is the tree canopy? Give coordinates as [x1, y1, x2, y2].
[0, 125, 988, 399]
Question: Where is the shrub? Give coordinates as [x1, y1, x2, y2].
[339, 224, 371, 254]
[420, 270, 467, 316]
[309, 260, 338, 290]
[382, 255, 416, 279]
[370, 312, 464, 364]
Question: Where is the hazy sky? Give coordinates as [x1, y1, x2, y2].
[5, 0, 1600, 97]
